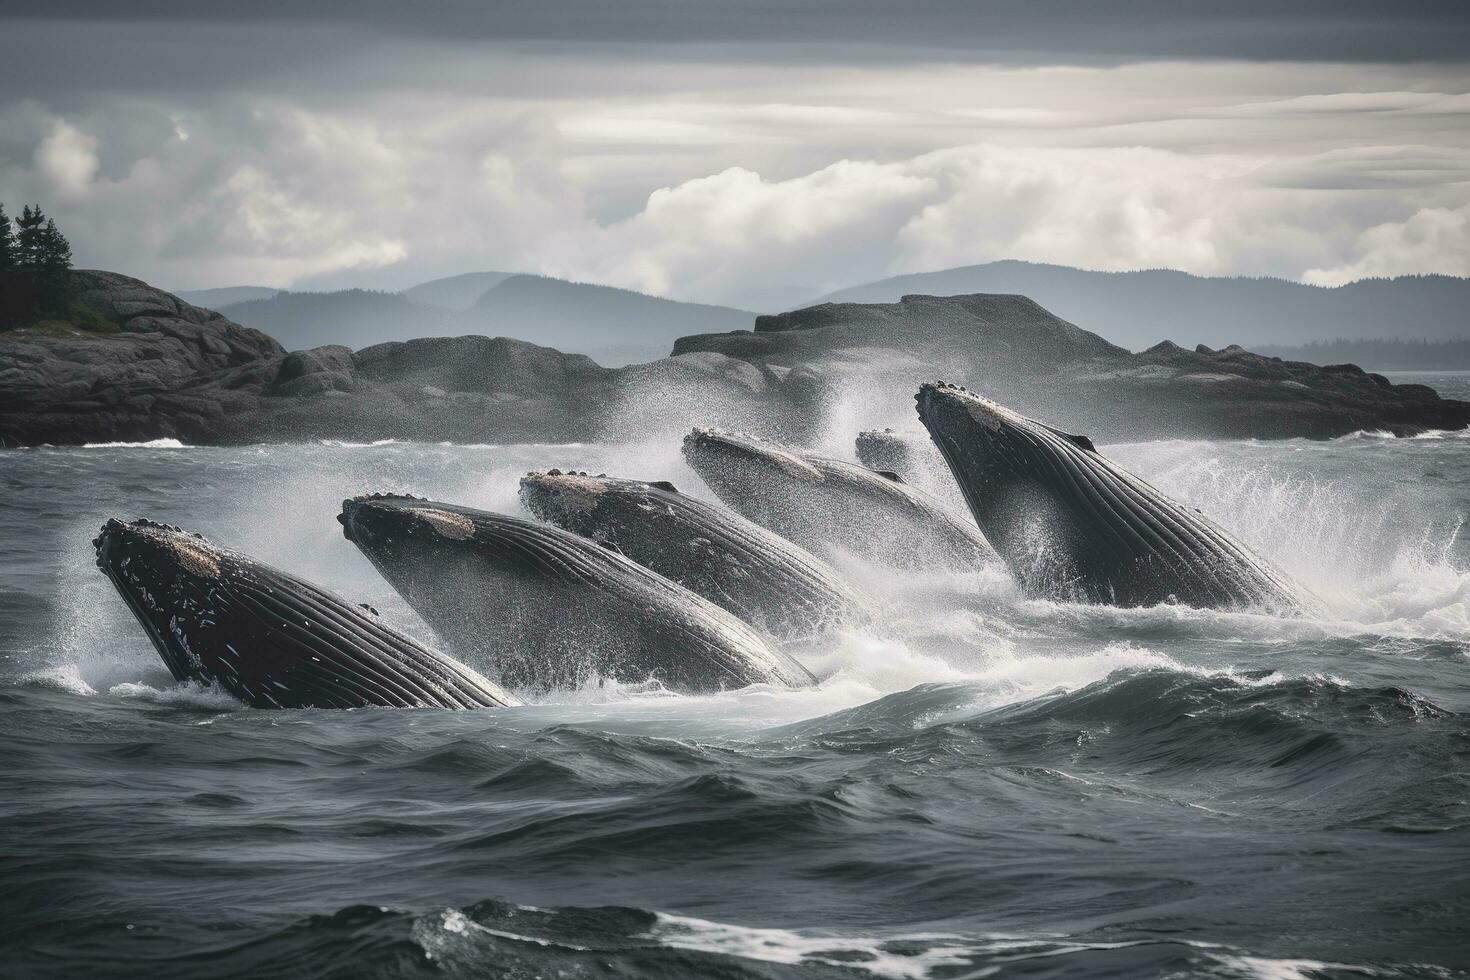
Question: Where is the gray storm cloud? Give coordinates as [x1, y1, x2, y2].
[0, 7, 1466, 300]
[8, 1, 1469, 62]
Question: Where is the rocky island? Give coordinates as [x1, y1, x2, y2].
[2, 271, 1466, 447]
[676, 294, 1470, 442]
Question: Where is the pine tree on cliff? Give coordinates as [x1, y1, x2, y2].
[38, 218, 73, 313]
[14, 205, 46, 271]
[0, 204, 14, 272]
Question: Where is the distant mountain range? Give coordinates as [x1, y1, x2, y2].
[399, 271, 515, 310]
[457, 275, 754, 366]
[176, 285, 280, 308]
[818, 261, 1468, 352]
[179, 260, 1468, 367]
[1255, 338, 1470, 372]
[209, 289, 451, 352]
[207, 274, 755, 366]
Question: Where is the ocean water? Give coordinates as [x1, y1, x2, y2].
[3, 383, 1469, 978]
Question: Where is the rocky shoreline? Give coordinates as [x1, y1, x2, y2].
[2, 271, 1467, 447]
[676, 294, 1470, 442]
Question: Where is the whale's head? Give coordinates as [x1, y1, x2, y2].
[916, 382, 1095, 483]
[915, 382, 1104, 586]
[93, 518, 229, 683]
[342, 493, 601, 585]
[340, 493, 569, 594]
[915, 382, 1309, 611]
[519, 470, 686, 537]
[918, 382, 1022, 452]
[97, 513, 520, 709]
[337, 492, 475, 562]
[681, 427, 822, 494]
[518, 470, 614, 535]
[95, 518, 220, 584]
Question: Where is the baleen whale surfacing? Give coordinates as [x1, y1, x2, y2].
[681, 428, 997, 571]
[519, 469, 869, 640]
[93, 518, 520, 709]
[338, 494, 816, 693]
[915, 383, 1310, 612]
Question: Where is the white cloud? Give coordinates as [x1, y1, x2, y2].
[947, 107, 1078, 126]
[1303, 204, 1470, 285]
[1211, 91, 1470, 117]
[0, 56, 1465, 301]
[554, 143, 1456, 303]
[544, 161, 936, 299]
[894, 145, 1251, 277]
[34, 121, 99, 199]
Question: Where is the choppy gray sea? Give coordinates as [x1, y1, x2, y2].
[2, 375, 1468, 979]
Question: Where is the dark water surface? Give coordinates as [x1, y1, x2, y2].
[3, 397, 1469, 977]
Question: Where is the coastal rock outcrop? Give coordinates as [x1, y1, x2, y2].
[1099, 341, 1470, 439]
[675, 293, 1470, 441]
[0, 271, 284, 445]
[252, 336, 615, 444]
[0, 272, 621, 445]
[2, 273, 1465, 446]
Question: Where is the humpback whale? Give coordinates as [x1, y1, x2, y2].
[339, 494, 816, 692]
[681, 428, 996, 570]
[915, 383, 1308, 611]
[93, 518, 520, 709]
[519, 470, 868, 640]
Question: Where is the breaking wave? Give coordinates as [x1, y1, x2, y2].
[2, 430, 1466, 978]
[78, 437, 191, 449]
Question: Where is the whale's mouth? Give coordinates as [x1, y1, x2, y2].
[917, 381, 1013, 434]
[94, 518, 219, 577]
[682, 428, 819, 480]
[341, 494, 485, 549]
[919, 382, 1098, 456]
[338, 492, 427, 543]
[92, 518, 204, 682]
[681, 427, 760, 458]
[93, 519, 135, 589]
[519, 470, 608, 521]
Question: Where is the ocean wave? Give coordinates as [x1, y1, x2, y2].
[106, 680, 245, 709]
[20, 664, 98, 696]
[1, 889, 1418, 980]
[315, 438, 403, 448]
[1332, 427, 1470, 441]
[74, 898, 1396, 980]
[1332, 429, 1401, 441]
[5, 432, 1468, 978]
[312, 438, 593, 449]
[761, 665, 1458, 819]
[78, 437, 190, 449]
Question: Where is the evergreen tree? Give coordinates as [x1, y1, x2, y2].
[0, 203, 13, 272]
[38, 218, 73, 313]
[15, 205, 45, 271]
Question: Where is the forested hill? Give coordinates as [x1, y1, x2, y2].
[1253, 338, 1470, 371]
[821, 261, 1469, 352]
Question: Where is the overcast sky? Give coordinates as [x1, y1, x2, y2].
[1, 3, 1467, 306]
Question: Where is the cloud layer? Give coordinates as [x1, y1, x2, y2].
[0, 31, 1466, 305]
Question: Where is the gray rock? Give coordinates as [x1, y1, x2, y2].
[0, 270, 285, 445]
[3, 272, 1465, 447]
[0, 272, 633, 445]
[675, 293, 1470, 441]
[273, 346, 355, 385]
[250, 334, 617, 445]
